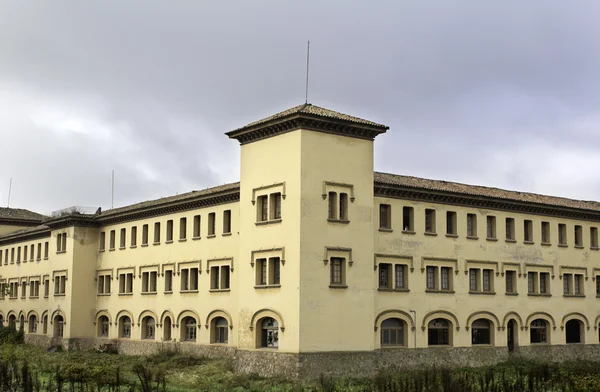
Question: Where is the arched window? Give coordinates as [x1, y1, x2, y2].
[8, 315, 16, 329]
[428, 318, 451, 346]
[530, 319, 548, 344]
[54, 315, 64, 338]
[28, 315, 37, 333]
[163, 316, 172, 341]
[42, 315, 48, 334]
[19, 315, 24, 330]
[0, 315, 3, 326]
[98, 316, 109, 337]
[212, 317, 228, 344]
[471, 319, 492, 345]
[119, 316, 131, 338]
[182, 317, 197, 341]
[142, 316, 155, 340]
[565, 319, 583, 344]
[380, 318, 405, 346]
[260, 317, 279, 348]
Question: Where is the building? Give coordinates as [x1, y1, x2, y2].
[1, 103, 600, 378]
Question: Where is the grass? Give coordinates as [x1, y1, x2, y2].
[2, 344, 600, 391]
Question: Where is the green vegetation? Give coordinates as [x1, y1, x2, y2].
[1, 344, 600, 391]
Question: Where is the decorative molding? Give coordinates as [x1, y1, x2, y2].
[206, 257, 234, 273]
[322, 181, 355, 202]
[420, 257, 458, 274]
[374, 253, 414, 272]
[251, 182, 286, 205]
[323, 246, 353, 266]
[250, 247, 286, 267]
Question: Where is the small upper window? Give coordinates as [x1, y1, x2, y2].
[466, 214, 477, 238]
[446, 211, 457, 236]
[402, 207, 414, 232]
[425, 209, 436, 234]
[380, 204, 392, 230]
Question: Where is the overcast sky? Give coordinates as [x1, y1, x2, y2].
[1, 1, 599, 215]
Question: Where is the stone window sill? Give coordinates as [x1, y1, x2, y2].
[486, 237, 498, 242]
[99, 249, 105, 253]
[254, 285, 281, 289]
[424, 232, 437, 236]
[178, 239, 187, 242]
[505, 239, 516, 243]
[381, 345, 408, 349]
[141, 244, 149, 247]
[119, 247, 126, 250]
[97, 293, 111, 297]
[222, 232, 232, 237]
[564, 294, 585, 298]
[329, 284, 348, 289]
[165, 240, 173, 244]
[192, 237, 201, 241]
[37, 258, 42, 261]
[558, 244, 568, 248]
[209, 288, 231, 293]
[541, 242, 551, 246]
[180, 290, 199, 294]
[591, 247, 600, 251]
[207, 234, 216, 239]
[153, 242, 161, 246]
[255, 219, 282, 226]
[425, 289, 455, 294]
[141, 292, 157, 295]
[379, 228, 393, 233]
[108, 248, 115, 252]
[505, 292, 518, 296]
[130, 245, 137, 249]
[523, 241, 534, 245]
[466, 236, 478, 240]
[56, 251, 67, 254]
[54, 294, 66, 297]
[327, 219, 350, 224]
[574, 245, 584, 249]
[164, 290, 173, 294]
[468, 291, 496, 295]
[527, 293, 551, 297]
[118, 293, 133, 296]
[377, 288, 410, 293]
[446, 234, 458, 238]
[29, 296, 39, 299]
[402, 230, 416, 235]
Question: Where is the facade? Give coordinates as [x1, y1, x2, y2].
[1, 103, 600, 378]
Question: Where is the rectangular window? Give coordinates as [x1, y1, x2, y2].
[223, 210, 231, 234]
[118, 273, 133, 294]
[467, 214, 477, 237]
[54, 275, 66, 295]
[37, 243, 41, 260]
[591, 227, 599, 248]
[574, 274, 583, 295]
[558, 223, 567, 245]
[505, 271, 516, 293]
[97, 275, 111, 295]
[166, 220, 173, 242]
[257, 195, 268, 222]
[524, 220, 533, 242]
[541, 222, 550, 244]
[29, 280, 40, 298]
[142, 224, 149, 245]
[469, 269, 478, 291]
[44, 278, 49, 297]
[99, 232, 106, 251]
[482, 269, 492, 292]
[180, 268, 198, 291]
[425, 209, 436, 234]
[208, 213, 216, 236]
[403, 207, 414, 231]
[179, 218, 187, 240]
[109, 230, 115, 250]
[379, 263, 392, 289]
[221, 266, 231, 289]
[528, 272, 536, 294]
[120, 228, 126, 249]
[211, 265, 231, 290]
[575, 225, 583, 247]
[328, 192, 338, 220]
[23, 246, 27, 262]
[269, 257, 281, 285]
[539, 272, 548, 294]
[330, 257, 345, 285]
[563, 273, 572, 295]
[193, 215, 201, 238]
[29, 245, 34, 261]
[486, 216, 496, 239]
[154, 222, 161, 243]
[446, 211, 457, 235]
[190, 268, 199, 290]
[270, 193, 282, 220]
[21, 281, 26, 298]
[596, 276, 600, 296]
[395, 265, 406, 289]
[506, 218, 515, 241]
[256, 258, 267, 286]
[380, 204, 392, 230]
[17, 247, 21, 262]
[211, 266, 220, 289]
[441, 267, 451, 291]
[131, 226, 137, 247]
[339, 193, 349, 221]
[426, 266, 436, 290]
[164, 270, 173, 292]
[141, 271, 157, 293]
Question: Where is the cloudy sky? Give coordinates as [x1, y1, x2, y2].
[1, 1, 599, 215]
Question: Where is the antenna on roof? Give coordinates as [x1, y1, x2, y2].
[305, 40, 310, 104]
[111, 170, 115, 209]
[7, 178, 12, 208]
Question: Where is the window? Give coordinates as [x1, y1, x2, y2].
[541, 222, 550, 244]
[530, 319, 548, 344]
[179, 218, 187, 240]
[441, 267, 451, 291]
[402, 207, 414, 231]
[506, 218, 515, 241]
[154, 222, 161, 243]
[17, 247, 21, 263]
[141, 271, 157, 293]
[328, 192, 337, 220]
[528, 272, 537, 294]
[255, 258, 280, 286]
[9, 282, 17, 299]
[563, 273, 571, 295]
[330, 257, 345, 286]
[119, 316, 131, 338]
[428, 318, 450, 346]
[166, 220, 173, 242]
[211, 266, 231, 290]
[505, 271, 516, 294]
[223, 210, 231, 234]
[380, 204, 392, 230]
[193, 215, 201, 238]
[380, 318, 405, 346]
[446, 211, 457, 235]
[558, 223, 567, 245]
[208, 213, 216, 236]
[182, 317, 197, 341]
[21, 280, 26, 298]
[23, 246, 27, 262]
[130, 226, 137, 247]
[29, 245, 34, 261]
[37, 243, 41, 260]
[109, 230, 115, 250]
[212, 317, 229, 344]
[44, 242, 49, 259]
[539, 272, 549, 294]
[142, 317, 155, 339]
[591, 227, 599, 249]
[257, 195, 268, 222]
[56, 233, 67, 252]
[119, 228, 126, 249]
[29, 280, 40, 298]
[471, 319, 492, 345]
[467, 214, 477, 237]
[564, 273, 584, 296]
[142, 224, 149, 245]
[44, 278, 49, 297]
[260, 318, 279, 348]
[395, 264, 407, 289]
[469, 269, 478, 292]
[256, 258, 267, 286]
[29, 315, 37, 333]
[98, 316, 109, 337]
[269, 257, 280, 285]
[180, 267, 199, 291]
[482, 269, 492, 292]
[164, 270, 173, 292]
[54, 316, 64, 338]
[574, 274, 583, 295]
[118, 273, 133, 294]
[270, 193, 282, 220]
[97, 274, 111, 295]
[486, 216, 496, 239]
[426, 266, 436, 290]
[575, 225, 583, 247]
[425, 209, 436, 234]
[524, 220, 533, 242]
[379, 263, 392, 289]
[54, 275, 66, 295]
[426, 266, 452, 291]
[339, 193, 349, 221]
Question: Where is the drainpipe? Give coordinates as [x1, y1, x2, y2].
[409, 309, 417, 349]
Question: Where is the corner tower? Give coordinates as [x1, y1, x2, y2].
[227, 103, 388, 357]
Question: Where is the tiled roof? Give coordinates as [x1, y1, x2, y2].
[98, 181, 240, 218]
[374, 172, 600, 213]
[0, 207, 47, 222]
[228, 103, 388, 134]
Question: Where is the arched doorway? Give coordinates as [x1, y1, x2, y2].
[565, 319, 583, 343]
[163, 316, 172, 341]
[53, 315, 64, 338]
[8, 315, 16, 329]
[507, 319, 518, 353]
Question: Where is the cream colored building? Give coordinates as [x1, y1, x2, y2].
[1, 103, 600, 378]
